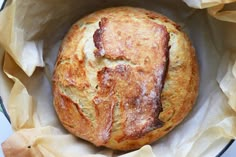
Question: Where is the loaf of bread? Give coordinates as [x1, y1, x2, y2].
[52, 6, 199, 151]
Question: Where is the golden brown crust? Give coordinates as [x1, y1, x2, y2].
[52, 6, 199, 150]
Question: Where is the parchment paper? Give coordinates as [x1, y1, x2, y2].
[1, 0, 236, 156]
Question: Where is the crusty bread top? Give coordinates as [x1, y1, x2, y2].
[53, 7, 199, 150]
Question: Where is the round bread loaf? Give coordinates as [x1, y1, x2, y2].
[52, 7, 199, 150]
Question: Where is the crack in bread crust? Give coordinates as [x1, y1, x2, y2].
[92, 16, 169, 142]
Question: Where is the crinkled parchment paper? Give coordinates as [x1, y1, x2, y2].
[1, 0, 236, 156]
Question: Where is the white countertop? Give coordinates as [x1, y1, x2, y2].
[221, 141, 236, 157]
[0, 0, 3, 9]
